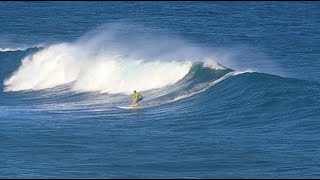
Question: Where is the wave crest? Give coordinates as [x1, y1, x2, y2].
[3, 23, 226, 94]
[3, 42, 194, 94]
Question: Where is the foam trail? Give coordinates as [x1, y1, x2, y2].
[124, 70, 251, 109]
[170, 70, 252, 102]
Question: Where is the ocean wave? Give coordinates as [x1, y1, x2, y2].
[3, 26, 225, 94]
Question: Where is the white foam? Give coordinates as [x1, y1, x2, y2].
[4, 43, 81, 91]
[3, 23, 224, 94]
[203, 58, 226, 70]
[0, 44, 45, 52]
[0, 47, 26, 52]
[3, 42, 192, 94]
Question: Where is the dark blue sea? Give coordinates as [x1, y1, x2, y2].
[1, 1, 320, 178]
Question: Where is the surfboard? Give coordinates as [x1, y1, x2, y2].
[116, 105, 139, 109]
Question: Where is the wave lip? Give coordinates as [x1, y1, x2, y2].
[3, 43, 80, 92]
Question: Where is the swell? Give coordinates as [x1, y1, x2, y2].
[2, 56, 320, 131]
[170, 71, 320, 134]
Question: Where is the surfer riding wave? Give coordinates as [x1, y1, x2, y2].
[131, 90, 143, 106]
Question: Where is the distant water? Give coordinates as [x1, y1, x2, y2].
[1, 1, 320, 178]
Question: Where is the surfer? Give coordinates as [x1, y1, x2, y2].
[131, 90, 143, 106]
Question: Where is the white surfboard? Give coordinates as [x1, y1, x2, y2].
[116, 105, 140, 109]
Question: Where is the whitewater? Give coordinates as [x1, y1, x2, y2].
[3, 24, 230, 102]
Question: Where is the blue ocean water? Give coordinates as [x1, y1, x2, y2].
[1, 1, 320, 178]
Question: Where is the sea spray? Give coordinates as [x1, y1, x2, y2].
[3, 23, 225, 94]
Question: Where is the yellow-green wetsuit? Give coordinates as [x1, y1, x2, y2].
[133, 92, 143, 102]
